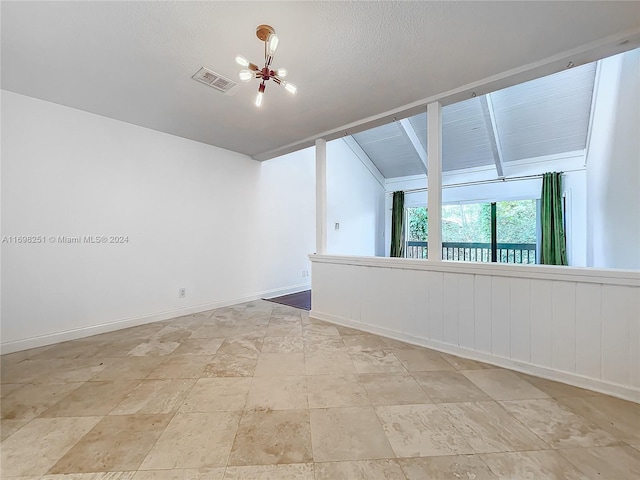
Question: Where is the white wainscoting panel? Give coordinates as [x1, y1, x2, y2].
[529, 279, 554, 369]
[474, 275, 493, 354]
[310, 255, 640, 402]
[575, 282, 602, 379]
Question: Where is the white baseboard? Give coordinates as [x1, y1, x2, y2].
[310, 309, 640, 404]
[0, 282, 311, 355]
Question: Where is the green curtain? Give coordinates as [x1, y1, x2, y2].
[390, 191, 405, 257]
[540, 172, 568, 265]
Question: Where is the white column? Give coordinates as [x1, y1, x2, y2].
[427, 102, 442, 262]
[315, 138, 327, 254]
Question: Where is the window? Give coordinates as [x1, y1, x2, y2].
[404, 200, 538, 263]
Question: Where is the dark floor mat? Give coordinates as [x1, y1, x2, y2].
[264, 290, 311, 311]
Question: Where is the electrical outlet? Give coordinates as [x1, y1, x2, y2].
[179, 288, 186, 298]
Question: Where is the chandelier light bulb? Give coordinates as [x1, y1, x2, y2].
[237, 25, 296, 107]
[235, 56, 249, 67]
[239, 69, 253, 82]
[267, 34, 279, 56]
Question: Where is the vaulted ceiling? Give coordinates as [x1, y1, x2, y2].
[352, 61, 598, 179]
[2, 2, 638, 160]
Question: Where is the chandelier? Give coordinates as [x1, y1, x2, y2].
[235, 24, 297, 107]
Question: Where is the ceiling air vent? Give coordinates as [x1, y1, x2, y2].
[192, 67, 237, 94]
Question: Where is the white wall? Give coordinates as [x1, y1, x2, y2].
[1, 91, 313, 352]
[587, 49, 640, 270]
[256, 148, 315, 283]
[326, 139, 385, 257]
[311, 255, 640, 401]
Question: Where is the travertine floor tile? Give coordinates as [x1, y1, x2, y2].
[228, 409, 312, 466]
[2, 359, 53, 383]
[1, 416, 101, 476]
[245, 376, 308, 411]
[201, 354, 258, 377]
[350, 350, 405, 374]
[305, 352, 356, 375]
[0, 418, 31, 441]
[140, 412, 241, 469]
[189, 325, 237, 339]
[380, 337, 422, 350]
[306, 374, 369, 408]
[216, 335, 263, 355]
[462, 369, 549, 400]
[480, 450, 585, 479]
[558, 445, 640, 478]
[261, 336, 304, 353]
[1, 345, 53, 366]
[171, 338, 224, 356]
[499, 398, 621, 448]
[303, 335, 346, 353]
[399, 455, 498, 480]
[375, 404, 474, 457]
[94, 338, 152, 358]
[42, 472, 137, 480]
[132, 468, 225, 480]
[126, 341, 181, 357]
[314, 459, 405, 480]
[229, 325, 268, 337]
[265, 322, 302, 337]
[302, 323, 340, 336]
[1, 382, 83, 420]
[557, 395, 640, 444]
[253, 353, 305, 376]
[1, 357, 111, 384]
[48, 414, 172, 473]
[223, 463, 314, 479]
[515, 372, 603, 398]
[438, 401, 548, 453]
[90, 357, 164, 381]
[150, 326, 193, 343]
[359, 373, 431, 405]
[179, 377, 251, 412]
[0, 382, 25, 398]
[267, 315, 300, 326]
[391, 349, 454, 372]
[309, 407, 395, 462]
[44, 358, 119, 383]
[438, 352, 494, 370]
[146, 355, 212, 379]
[335, 325, 368, 336]
[342, 335, 389, 352]
[412, 371, 491, 403]
[110, 379, 195, 415]
[27, 339, 103, 360]
[40, 380, 141, 417]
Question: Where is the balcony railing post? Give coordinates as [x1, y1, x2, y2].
[491, 202, 497, 263]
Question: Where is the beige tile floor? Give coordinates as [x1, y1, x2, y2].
[1, 300, 639, 479]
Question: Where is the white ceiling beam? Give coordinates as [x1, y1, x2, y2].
[398, 118, 428, 175]
[342, 136, 386, 187]
[479, 94, 505, 178]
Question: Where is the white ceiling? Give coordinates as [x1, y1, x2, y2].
[2, 1, 639, 160]
[358, 61, 598, 178]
